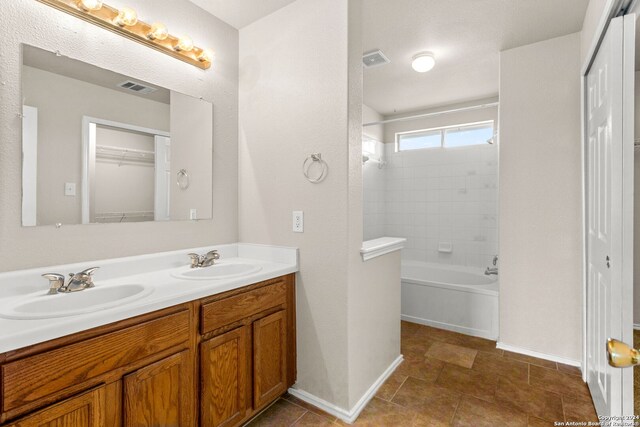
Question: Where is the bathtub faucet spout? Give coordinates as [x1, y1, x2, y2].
[485, 267, 498, 276]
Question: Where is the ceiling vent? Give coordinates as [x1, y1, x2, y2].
[117, 80, 157, 94]
[362, 50, 390, 69]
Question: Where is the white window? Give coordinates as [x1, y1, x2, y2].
[396, 120, 494, 151]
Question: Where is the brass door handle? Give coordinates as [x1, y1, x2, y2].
[607, 338, 640, 368]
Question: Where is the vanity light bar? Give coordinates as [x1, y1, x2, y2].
[36, 0, 213, 70]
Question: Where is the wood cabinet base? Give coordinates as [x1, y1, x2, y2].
[0, 274, 296, 427]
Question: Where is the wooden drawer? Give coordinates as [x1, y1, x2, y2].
[1, 310, 190, 413]
[201, 281, 287, 335]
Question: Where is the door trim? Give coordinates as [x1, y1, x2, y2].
[81, 116, 169, 224]
[620, 13, 635, 415]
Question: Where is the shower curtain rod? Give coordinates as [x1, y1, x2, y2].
[362, 101, 499, 127]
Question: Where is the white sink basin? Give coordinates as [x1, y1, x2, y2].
[172, 263, 262, 281]
[0, 284, 152, 320]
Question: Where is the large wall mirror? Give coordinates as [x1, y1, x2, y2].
[21, 44, 213, 227]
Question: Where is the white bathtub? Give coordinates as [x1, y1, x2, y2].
[401, 261, 499, 340]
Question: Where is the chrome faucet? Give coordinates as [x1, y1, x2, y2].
[43, 267, 100, 295]
[188, 250, 220, 268]
[484, 255, 498, 276]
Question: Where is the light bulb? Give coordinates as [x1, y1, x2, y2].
[197, 49, 214, 63]
[411, 52, 436, 73]
[114, 7, 138, 27]
[174, 36, 194, 52]
[77, 0, 102, 11]
[147, 22, 169, 41]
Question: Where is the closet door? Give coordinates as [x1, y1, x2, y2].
[586, 14, 634, 416]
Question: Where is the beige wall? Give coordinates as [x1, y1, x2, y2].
[169, 92, 213, 221]
[362, 104, 383, 142]
[346, 0, 400, 408]
[0, 0, 238, 271]
[239, 0, 351, 407]
[94, 127, 155, 221]
[239, 0, 400, 411]
[499, 33, 583, 361]
[22, 65, 170, 226]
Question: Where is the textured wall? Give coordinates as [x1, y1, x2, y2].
[0, 0, 238, 271]
[346, 0, 401, 408]
[239, 0, 401, 411]
[239, 0, 351, 408]
[499, 33, 583, 361]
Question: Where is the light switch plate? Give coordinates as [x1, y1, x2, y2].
[293, 211, 304, 233]
[64, 182, 76, 196]
[190, 209, 197, 220]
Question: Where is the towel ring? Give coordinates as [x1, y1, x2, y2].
[177, 169, 190, 190]
[302, 153, 328, 184]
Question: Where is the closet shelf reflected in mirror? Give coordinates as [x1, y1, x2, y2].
[96, 145, 155, 164]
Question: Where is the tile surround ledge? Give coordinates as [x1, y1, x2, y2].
[0, 243, 299, 353]
[361, 237, 407, 261]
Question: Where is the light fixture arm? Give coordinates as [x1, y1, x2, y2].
[37, 0, 213, 70]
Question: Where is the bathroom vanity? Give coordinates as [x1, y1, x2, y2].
[0, 244, 298, 427]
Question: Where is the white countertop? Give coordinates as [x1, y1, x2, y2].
[0, 243, 299, 353]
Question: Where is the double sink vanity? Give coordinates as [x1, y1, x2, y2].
[0, 243, 299, 426]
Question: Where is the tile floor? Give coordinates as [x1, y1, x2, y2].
[247, 321, 598, 426]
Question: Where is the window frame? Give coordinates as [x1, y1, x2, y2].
[395, 120, 495, 152]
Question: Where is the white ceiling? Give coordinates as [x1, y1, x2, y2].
[188, 0, 297, 29]
[363, 0, 590, 116]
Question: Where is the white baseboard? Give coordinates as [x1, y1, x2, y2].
[401, 314, 497, 341]
[287, 355, 404, 424]
[633, 323, 640, 330]
[496, 342, 581, 368]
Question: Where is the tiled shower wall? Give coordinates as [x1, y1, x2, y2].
[384, 143, 499, 268]
[371, 143, 499, 269]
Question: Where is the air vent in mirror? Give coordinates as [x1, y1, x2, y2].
[117, 80, 157, 94]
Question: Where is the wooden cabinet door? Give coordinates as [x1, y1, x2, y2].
[123, 351, 193, 427]
[7, 387, 106, 427]
[200, 326, 249, 427]
[253, 310, 287, 409]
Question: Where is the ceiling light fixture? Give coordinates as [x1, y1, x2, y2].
[411, 52, 436, 73]
[36, 0, 213, 70]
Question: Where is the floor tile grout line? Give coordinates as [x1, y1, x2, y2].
[388, 375, 409, 402]
[283, 397, 337, 423]
[288, 408, 309, 427]
[449, 396, 462, 425]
